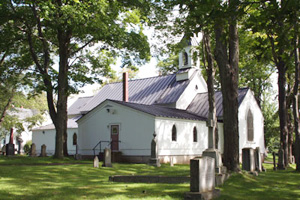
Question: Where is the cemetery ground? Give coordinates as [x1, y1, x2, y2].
[0, 156, 299, 200]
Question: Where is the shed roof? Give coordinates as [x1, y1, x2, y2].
[33, 117, 79, 131]
[187, 88, 249, 119]
[79, 71, 197, 113]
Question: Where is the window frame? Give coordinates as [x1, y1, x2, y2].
[172, 125, 177, 142]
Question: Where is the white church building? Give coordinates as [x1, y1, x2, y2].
[32, 40, 265, 164]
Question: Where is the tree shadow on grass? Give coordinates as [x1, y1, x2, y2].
[217, 164, 300, 200]
[0, 163, 190, 200]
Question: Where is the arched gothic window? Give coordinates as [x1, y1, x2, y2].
[73, 133, 77, 146]
[172, 125, 177, 141]
[193, 127, 197, 142]
[247, 110, 254, 141]
[183, 51, 188, 65]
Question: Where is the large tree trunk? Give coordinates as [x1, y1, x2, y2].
[54, 28, 70, 159]
[202, 32, 218, 147]
[214, 19, 240, 171]
[277, 61, 289, 168]
[294, 34, 300, 171]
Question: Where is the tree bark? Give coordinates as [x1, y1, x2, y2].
[0, 88, 15, 127]
[214, 20, 240, 172]
[54, 26, 71, 159]
[294, 33, 300, 171]
[277, 60, 289, 168]
[202, 32, 218, 147]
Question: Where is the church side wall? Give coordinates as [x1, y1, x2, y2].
[32, 128, 77, 155]
[155, 117, 206, 164]
[238, 91, 265, 158]
[77, 101, 155, 157]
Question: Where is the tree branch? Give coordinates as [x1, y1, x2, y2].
[0, 88, 15, 127]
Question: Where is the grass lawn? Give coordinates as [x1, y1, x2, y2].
[0, 156, 299, 200]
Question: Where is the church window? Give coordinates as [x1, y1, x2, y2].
[172, 125, 177, 141]
[73, 133, 77, 146]
[193, 127, 197, 142]
[247, 110, 254, 141]
[183, 52, 188, 65]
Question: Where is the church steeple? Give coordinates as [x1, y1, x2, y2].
[178, 36, 199, 69]
[177, 36, 200, 81]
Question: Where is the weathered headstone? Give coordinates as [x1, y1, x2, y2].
[190, 157, 215, 193]
[185, 157, 220, 200]
[277, 147, 285, 169]
[170, 157, 174, 167]
[202, 112, 223, 173]
[242, 148, 255, 172]
[254, 147, 262, 172]
[40, 144, 47, 157]
[93, 156, 99, 168]
[102, 148, 112, 167]
[30, 143, 37, 157]
[74, 144, 82, 160]
[149, 133, 161, 167]
[6, 128, 15, 156]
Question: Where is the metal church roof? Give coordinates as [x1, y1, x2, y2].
[79, 71, 197, 113]
[32, 117, 79, 131]
[110, 100, 206, 121]
[187, 88, 249, 119]
[68, 96, 94, 115]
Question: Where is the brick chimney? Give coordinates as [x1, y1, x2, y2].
[123, 72, 128, 102]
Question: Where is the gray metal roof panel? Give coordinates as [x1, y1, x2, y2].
[68, 96, 94, 115]
[80, 73, 192, 113]
[187, 88, 249, 119]
[111, 100, 206, 121]
[33, 117, 78, 131]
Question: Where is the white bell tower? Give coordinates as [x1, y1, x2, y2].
[177, 36, 200, 81]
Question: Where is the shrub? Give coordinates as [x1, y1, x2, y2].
[23, 140, 32, 155]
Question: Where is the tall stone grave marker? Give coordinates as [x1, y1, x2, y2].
[30, 143, 37, 157]
[254, 147, 262, 172]
[242, 148, 255, 171]
[6, 128, 15, 156]
[94, 156, 99, 168]
[149, 133, 161, 167]
[185, 157, 220, 200]
[277, 147, 285, 169]
[40, 144, 47, 157]
[102, 148, 112, 167]
[202, 112, 223, 173]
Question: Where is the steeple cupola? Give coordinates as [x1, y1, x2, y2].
[177, 36, 200, 81]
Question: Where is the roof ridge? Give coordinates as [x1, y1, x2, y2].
[103, 73, 175, 86]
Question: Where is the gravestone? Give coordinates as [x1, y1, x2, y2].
[30, 143, 37, 157]
[149, 133, 161, 167]
[94, 156, 99, 168]
[170, 157, 174, 167]
[102, 148, 112, 167]
[6, 128, 15, 156]
[40, 144, 47, 157]
[74, 144, 82, 160]
[185, 157, 220, 200]
[202, 112, 223, 174]
[254, 147, 262, 172]
[242, 148, 255, 171]
[277, 147, 285, 169]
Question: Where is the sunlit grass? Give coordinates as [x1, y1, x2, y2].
[0, 156, 299, 199]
